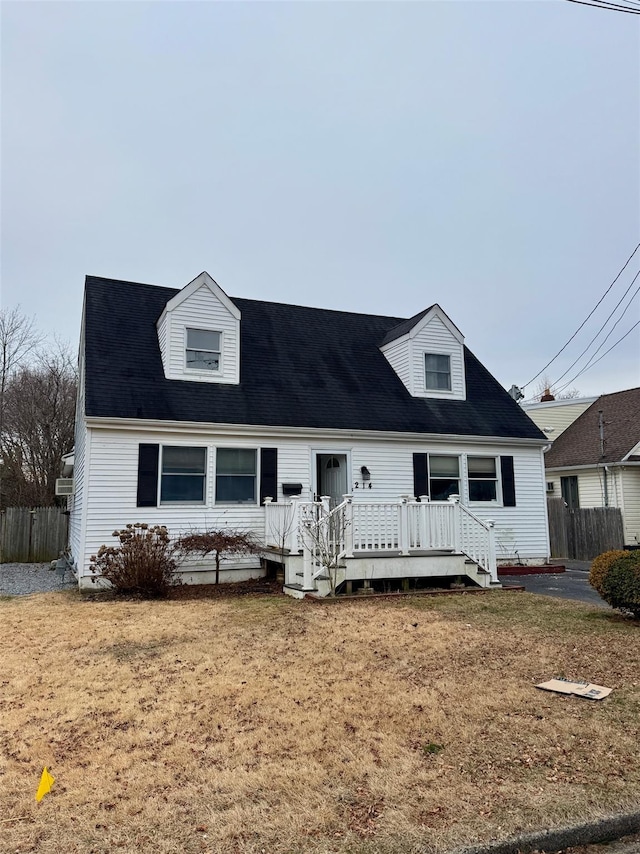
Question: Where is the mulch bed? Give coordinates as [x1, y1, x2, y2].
[168, 578, 283, 599]
[498, 565, 566, 576]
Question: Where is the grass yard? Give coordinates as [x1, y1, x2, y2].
[1, 589, 639, 854]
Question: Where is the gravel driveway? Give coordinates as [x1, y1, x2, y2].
[0, 562, 76, 596]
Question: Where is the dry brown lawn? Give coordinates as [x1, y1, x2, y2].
[1, 589, 639, 854]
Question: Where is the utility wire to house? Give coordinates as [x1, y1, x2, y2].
[563, 284, 640, 381]
[563, 0, 640, 14]
[518, 241, 640, 395]
[555, 318, 640, 394]
[548, 270, 640, 388]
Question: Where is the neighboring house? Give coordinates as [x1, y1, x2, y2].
[66, 272, 550, 596]
[522, 396, 597, 442]
[544, 388, 640, 548]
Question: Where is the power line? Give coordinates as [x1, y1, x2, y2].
[520, 241, 640, 389]
[563, 0, 640, 13]
[549, 269, 640, 387]
[555, 319, 640, 394]
[575, 284, 640, 372]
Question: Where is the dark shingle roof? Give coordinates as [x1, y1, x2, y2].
[83, 276, 545, 440]
[545, 388, 640, 468]
[379, 307, 434, 346]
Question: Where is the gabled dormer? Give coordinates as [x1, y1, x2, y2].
[156, 272, 241, 384]
[380, 304, 466, 400]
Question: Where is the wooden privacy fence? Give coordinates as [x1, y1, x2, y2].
[547, 498, 624, 560]
[0, 507, 69, 563]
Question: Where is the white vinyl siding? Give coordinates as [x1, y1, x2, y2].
[412, 315, 465, 399]
[68, 416, 87, 566]
[78, 427, 549, 585]
[381, 337, 412, 390]
[381, 308, 465, 400]
[620, 468, 640, 547]
[158, 283, 240, 384]
[157, 312, 168, 366]
[522, 398, 596, 440]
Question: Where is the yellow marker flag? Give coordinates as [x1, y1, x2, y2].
[35, 767, 55, 802]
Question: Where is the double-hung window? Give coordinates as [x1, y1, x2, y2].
[216, 448, 257, 504]
[186, 328, 221, 372]
[429, 455, 460, 500]
[425, 353, 451, 391]
[467, 456, 498, 502]
[160, 446, 206, 504]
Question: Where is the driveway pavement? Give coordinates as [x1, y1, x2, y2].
[501, 559, 609, 609]
[563, 831, 640, 853]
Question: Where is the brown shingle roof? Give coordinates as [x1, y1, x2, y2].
[545, 387, 640, 468]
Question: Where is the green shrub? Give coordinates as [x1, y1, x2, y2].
[589, 549, 628, 596]
[89, 523, 179, 598]
[599, 551, 640, 619]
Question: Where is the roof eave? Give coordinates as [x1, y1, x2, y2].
[85, 415, 548, 446]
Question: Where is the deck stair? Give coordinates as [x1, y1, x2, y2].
[264, 494, 499, 598]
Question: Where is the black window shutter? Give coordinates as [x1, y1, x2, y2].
[413, 453, 428, 500]
[260, 448, 278, 505]
[500, 456, 516, 506]
[137, 444, 159, 507]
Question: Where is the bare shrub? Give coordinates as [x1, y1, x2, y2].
[89, 523, 179, 598]
[176, 528, 262, 584]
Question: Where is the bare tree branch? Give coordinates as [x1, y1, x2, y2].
[0, 306, 44, 436]
[0, 346, 77, 508]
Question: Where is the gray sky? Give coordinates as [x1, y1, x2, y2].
[2, 0, 639, 399]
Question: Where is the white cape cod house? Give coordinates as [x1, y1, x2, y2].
[66, 272, 550, 596]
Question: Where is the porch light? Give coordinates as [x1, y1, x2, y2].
[360, 466, 371, 481]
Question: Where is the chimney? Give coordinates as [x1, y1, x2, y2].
[540, 388, 555, 402]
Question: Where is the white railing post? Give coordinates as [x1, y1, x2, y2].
[263, 497, 274, 547]
[286, 495, 302, 554]
[485, 519, 498, 583]
[301, 519, 315, 591]
[419, 496, 429, 549]
[343, 494, 354, 557]
[448, 494, 461, 553]
[399, 496, 410, 555]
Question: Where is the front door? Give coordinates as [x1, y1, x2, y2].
[316, 454, 348, 507]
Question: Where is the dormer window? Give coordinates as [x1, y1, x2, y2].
[425, 353, 451, 391]
[186, 328, 221, 372]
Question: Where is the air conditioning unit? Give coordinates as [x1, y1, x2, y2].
[546, 481, 555, 493]
[55, 478, 75, 496]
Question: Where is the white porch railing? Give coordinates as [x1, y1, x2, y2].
[264, 496, 317, 554]
[264, 494, 498, 588]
